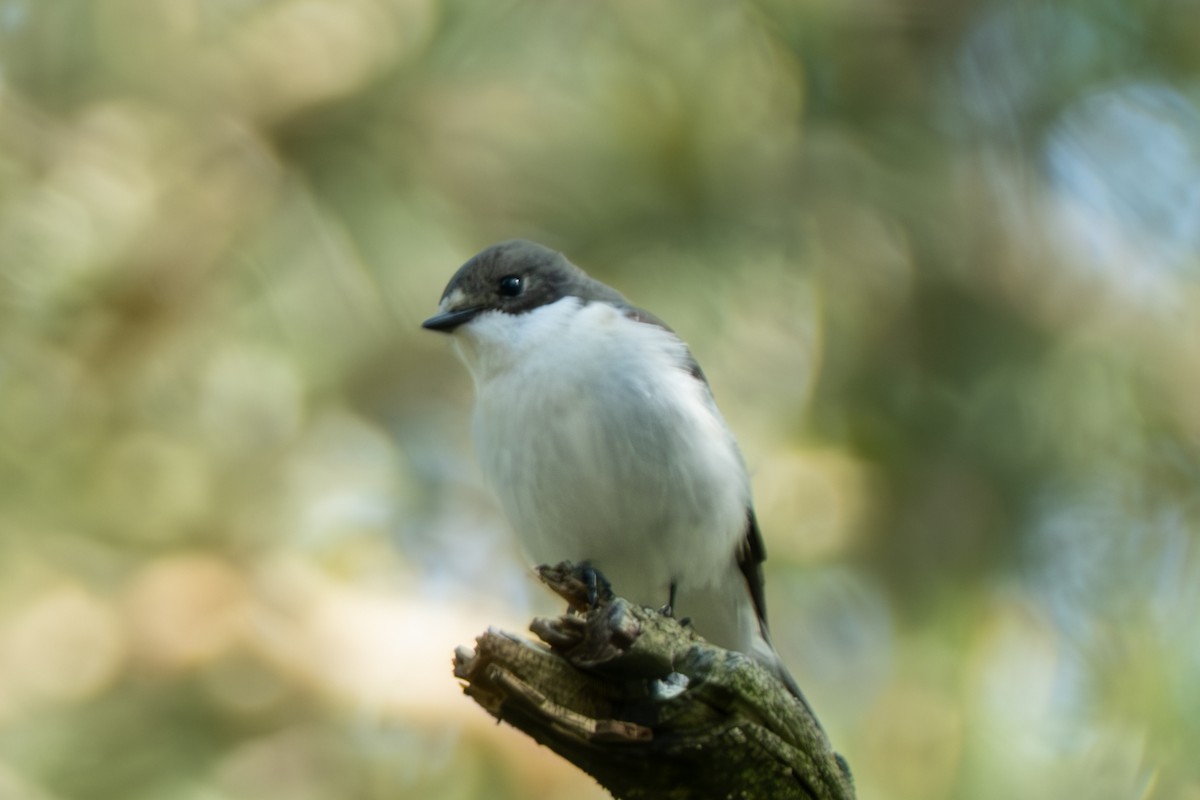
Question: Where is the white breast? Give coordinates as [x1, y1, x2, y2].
[454, 298, 751, 607]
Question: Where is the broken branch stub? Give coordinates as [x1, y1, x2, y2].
[452, 561, 856, 800]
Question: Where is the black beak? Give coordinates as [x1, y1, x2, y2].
[421, 306, 483, 333]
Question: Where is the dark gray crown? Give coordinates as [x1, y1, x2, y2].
[422, 240, 628, 331]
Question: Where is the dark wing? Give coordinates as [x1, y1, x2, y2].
[737, 507, 771, 635]
[616, 297, 806, 701]
[741, 508, 813, 707]
[619, 298, 811, 703]
[620, 299, 769, 631]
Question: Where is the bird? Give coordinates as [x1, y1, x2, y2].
[422, 239, 808, 704]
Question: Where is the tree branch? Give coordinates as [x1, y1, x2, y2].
[453, 562, 855, 800]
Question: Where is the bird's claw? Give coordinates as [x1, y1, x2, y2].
[536, 561, 614, 613]
[582, 563, 601, 608]
[658, 580, 679, 618]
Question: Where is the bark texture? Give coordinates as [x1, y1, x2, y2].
[453, 563, 856, 800]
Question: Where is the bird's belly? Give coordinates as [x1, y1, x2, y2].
[473, 358, 748, 607]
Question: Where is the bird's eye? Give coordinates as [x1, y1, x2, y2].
[498, 274, 524, 297]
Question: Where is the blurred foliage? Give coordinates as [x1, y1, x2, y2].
[1, 1, 1199, 799]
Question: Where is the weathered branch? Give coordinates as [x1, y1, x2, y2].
[453, 562, 855, 800]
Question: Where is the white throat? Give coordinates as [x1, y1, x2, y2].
[451, 296, 585, 385]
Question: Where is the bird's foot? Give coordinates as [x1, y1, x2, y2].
[581, 562, 603, 608]
[536, 561, 613, 614]
[658, 580, 679, 618]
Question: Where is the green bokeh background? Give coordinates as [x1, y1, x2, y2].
[1, 1, 1198, 798]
